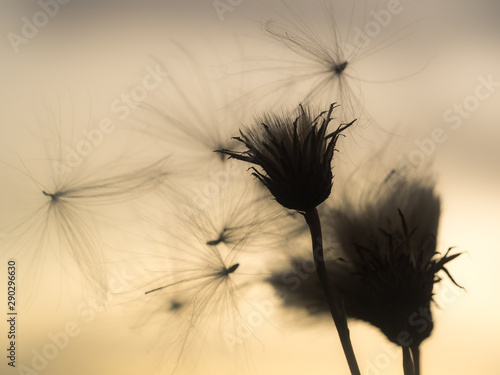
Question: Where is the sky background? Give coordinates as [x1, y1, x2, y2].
[1, 1, 499, 374]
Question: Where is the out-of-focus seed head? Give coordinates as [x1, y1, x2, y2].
[266, 174, 463, 348]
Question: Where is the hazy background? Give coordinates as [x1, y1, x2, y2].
[1, 0, 499, 374]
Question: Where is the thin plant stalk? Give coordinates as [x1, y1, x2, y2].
[403, 346, 415, 375]
[304, 207, 361, 375]
[412, 345, 420, 375]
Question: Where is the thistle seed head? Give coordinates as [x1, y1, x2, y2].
[217, 103, 355, 212]
[266, 173, 463, 348]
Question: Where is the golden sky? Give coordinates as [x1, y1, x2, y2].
[1, 1, 499, 374]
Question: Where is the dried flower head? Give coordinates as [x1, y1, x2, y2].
[217, 103, 354, 212]
[331, 174, 463, 346]
[267, 172, 463, 351]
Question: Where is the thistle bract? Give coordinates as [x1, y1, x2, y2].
[217, 103, 354, 212]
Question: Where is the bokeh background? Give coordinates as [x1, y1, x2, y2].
[1, 0, 499, 374]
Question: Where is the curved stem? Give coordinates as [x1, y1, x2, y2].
[304, 208, 361, 375]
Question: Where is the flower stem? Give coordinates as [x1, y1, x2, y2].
[304, 208, 361, 375]
[411, 345, 420, 375]
[403, 346, 415, 375]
